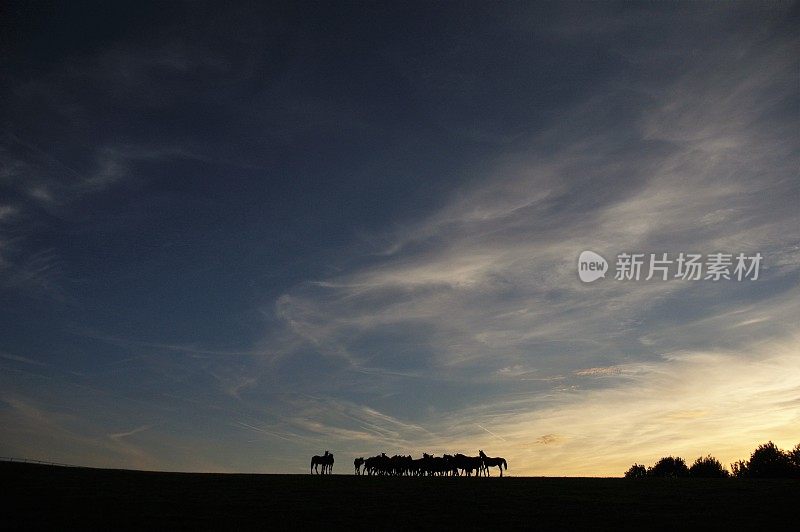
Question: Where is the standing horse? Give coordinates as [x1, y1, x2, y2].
[454, 453, 484, 476]
[479, 450, 508, 477]
[354, 457, 365, 475]
[311, 451, 334, 474]
[322, 451, 334, 474]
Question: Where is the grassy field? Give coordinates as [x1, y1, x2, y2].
[2, 461, 797, 530]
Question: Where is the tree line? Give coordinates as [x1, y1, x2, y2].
[624, 441, 800, 478]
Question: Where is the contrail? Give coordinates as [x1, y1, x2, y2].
[476, 424, 507, 442]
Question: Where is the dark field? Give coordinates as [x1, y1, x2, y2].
[2, 461, 797, 530]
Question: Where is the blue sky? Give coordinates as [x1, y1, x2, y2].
[1, 1, 798, 474]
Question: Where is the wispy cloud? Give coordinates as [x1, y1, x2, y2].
[0, 352, 49, 367]
[575, 367, 622, 377]
[108, 424, 152, 441]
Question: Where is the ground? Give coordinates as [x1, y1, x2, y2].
[2, 461, 796, 530]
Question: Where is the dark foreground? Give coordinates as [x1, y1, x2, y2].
[2, 461, 797, 530]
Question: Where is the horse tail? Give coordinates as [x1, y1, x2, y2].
[502, 458, 507, 470]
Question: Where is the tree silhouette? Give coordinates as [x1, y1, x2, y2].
[741, 441, 794, 478]
[624, 463, 647, 479]
[730, 460, 749, 478]
[626, 441, 800, 479]
[647, 456, 689, 478]
[689, 455, 728, 478]
[789, 443, 800, 473]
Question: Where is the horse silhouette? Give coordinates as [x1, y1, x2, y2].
[454, 453, 483, 476]
[479, 450, 508, 476]
[310, 451, 334, 474]
[354, 457, 364, 475]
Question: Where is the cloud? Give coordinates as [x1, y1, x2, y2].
[535, 434, 561, 445]
[228, 336, 799, 475]
[470, 338, 800, 476]
[266, 11, 798, 382]
[0, 352, 49, 367]
[108, 425, 151, 441]
[575, 367, 622, 377]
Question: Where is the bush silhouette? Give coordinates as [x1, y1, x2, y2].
[625, 441, 800, 479]
[730, 459, 749, 478]
[789, 443, 800, 472]
[647, 456, 689, 478]
[624, 463, 647, 479]
[741, 441, 795, 478]
[689, 455, 729, 478]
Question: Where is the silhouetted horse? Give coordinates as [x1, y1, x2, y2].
[354, 457, 364, 475]
[311, 451, 334, 474]
[454, 453, 483, 476]
[479, 450, 507, 476]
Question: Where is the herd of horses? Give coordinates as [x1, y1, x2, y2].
[311, 450, 508, 476]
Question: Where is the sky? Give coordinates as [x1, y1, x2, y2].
[1, 1, 798, 476]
